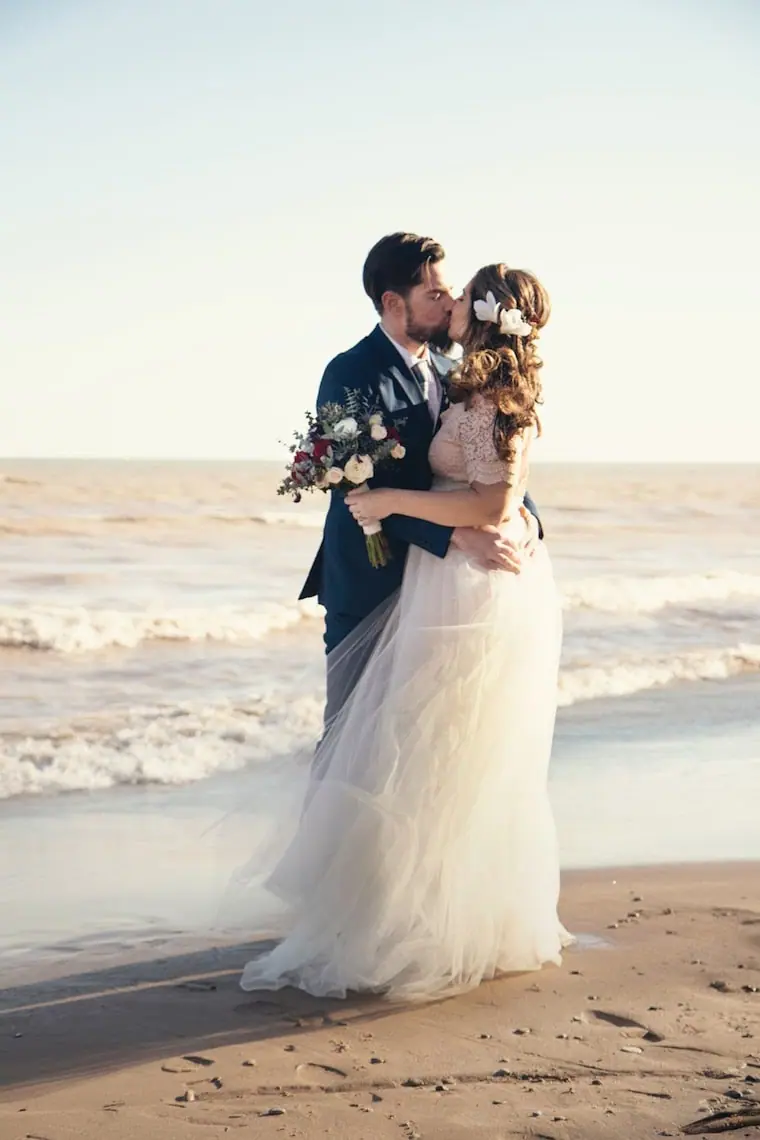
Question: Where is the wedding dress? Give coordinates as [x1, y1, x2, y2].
[240, 398, 569, 1001]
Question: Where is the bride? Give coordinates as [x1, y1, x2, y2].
[239, 264, 570, 1001]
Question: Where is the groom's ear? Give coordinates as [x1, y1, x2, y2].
[381, 290, 405, 320]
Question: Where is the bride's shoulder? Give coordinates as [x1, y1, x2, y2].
[457, 394, 497, 434]
[460, 395, 537, 440]
[457, 396, 537, 475]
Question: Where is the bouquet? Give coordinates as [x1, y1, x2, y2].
[278, 389, 406, 568]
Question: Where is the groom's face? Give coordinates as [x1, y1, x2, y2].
[402, 260, 454, 348]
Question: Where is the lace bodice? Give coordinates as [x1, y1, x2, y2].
[429, 397, 534, 516]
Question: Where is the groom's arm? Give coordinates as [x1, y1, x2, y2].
[523, 491, 544, 540]
[381, 499, 453, 559]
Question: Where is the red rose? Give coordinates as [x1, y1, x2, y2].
[312, 438, 332, 461]
[387, 426, 401, 442]
[293, 450, 309, 465]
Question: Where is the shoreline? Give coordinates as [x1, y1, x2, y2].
[4, 679, 760, 982]
[2, 861, 758, 1138]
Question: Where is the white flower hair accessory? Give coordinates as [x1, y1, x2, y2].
[499, 307, 533, 337]
[473, 291, 533, 338]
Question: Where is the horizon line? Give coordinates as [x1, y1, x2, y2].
[2, 455, 758, 467]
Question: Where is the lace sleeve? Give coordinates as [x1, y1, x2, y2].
[457, 398, 522, 486]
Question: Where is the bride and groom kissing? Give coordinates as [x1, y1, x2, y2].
[240, 232, 570, 1001]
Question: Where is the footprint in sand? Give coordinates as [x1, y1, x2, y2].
[295, 1061, 349, 1081]
[590, 1010, 649, 1030]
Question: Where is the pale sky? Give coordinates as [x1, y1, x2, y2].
[1, 0, 758, 462]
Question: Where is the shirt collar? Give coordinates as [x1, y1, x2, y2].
[378, 323, 431, 372]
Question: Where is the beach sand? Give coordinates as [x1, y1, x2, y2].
[1, 863, 758, 1139]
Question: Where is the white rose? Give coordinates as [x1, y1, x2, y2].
[344, 454, 374, 484]
[326, 466, 345, 484]
[331, 417, 358, 440]
[390, 443, 406, 460]
[368, 413, 383, 426]
[370, 423, 387, 441]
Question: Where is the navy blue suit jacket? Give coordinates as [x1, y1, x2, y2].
[299, 326, 541, 652]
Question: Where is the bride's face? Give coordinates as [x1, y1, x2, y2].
[448, 281, 473, 344]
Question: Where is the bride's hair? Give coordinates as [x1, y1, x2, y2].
[450, 264, 550, 464]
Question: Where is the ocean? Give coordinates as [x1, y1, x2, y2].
[1, 459, 759, 976]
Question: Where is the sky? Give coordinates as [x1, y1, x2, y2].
[1, 0, 758, 462]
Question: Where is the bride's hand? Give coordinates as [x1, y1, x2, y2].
[345, 487, 397, 524]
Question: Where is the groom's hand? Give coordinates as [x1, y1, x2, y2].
[451, 526, 524, 573]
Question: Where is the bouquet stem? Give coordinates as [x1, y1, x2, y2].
[351, 483, 392, 568]
[365, 529, 391, 568]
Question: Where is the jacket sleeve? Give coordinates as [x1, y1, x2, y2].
[317, 359, 354, 409]
[522, 490, 544, 540]
[382, 510, 453, 559]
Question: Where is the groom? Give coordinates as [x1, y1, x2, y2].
[300, 232, 541, 710]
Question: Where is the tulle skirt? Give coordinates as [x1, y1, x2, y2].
[239, 534, 569, 1001]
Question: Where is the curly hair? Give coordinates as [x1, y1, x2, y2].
[450, 264, 550, 465]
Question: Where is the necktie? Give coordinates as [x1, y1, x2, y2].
[411, 361, 442, 424]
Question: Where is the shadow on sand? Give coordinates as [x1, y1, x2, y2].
[0, 937, 411, 1094]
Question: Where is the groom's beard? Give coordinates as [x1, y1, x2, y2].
[404, 306, 454, 355]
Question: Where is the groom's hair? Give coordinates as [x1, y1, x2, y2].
[363, 232, 445, 315]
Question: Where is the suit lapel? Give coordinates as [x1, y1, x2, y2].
[368, 325, 427, 410]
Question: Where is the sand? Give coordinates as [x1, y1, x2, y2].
[1, 863, 758, 1140]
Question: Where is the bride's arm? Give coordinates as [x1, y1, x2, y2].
[347, 482, 512, 528]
